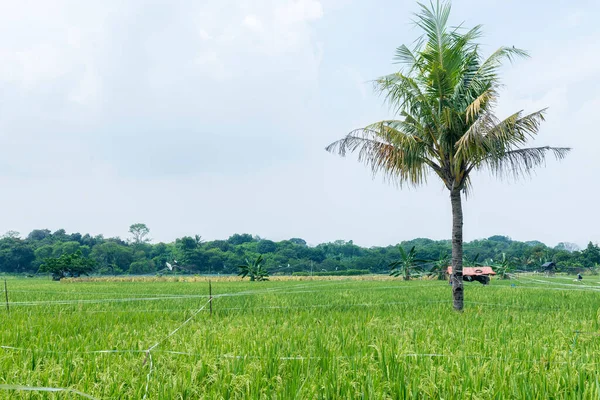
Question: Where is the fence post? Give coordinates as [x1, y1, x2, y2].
[209, 280, 212, 316]
[4, 279, 9, 314]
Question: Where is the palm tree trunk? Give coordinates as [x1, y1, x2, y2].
[450, 189, 464, 311]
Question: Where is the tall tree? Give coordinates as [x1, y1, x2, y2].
[2, 231, 20, 239]
[128, 223, 151, 245]
[325, 1, 569, 310]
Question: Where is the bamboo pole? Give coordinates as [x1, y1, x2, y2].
[209, 280, 212, 316]
[4, 279, 9, 314]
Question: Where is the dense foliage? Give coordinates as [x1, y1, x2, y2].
[0, 226, 597, 276]
[38, 250, 95, 281]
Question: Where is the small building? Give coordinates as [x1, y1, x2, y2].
[542, 262, 556, 276]
[446, 266, 496, 285]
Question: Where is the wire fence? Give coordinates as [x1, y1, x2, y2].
[0, 384, 98, 400]
[0, 281, 350, 399]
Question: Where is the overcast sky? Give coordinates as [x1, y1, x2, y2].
[0, 0, 598, 247]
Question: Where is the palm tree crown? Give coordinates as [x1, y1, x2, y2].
[326, 1, 569, 191]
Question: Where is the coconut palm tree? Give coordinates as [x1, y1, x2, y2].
[325, 1, 569, 310]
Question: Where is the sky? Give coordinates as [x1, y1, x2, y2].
[0, 0, 598, 248]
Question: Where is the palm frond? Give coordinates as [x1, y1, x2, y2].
[478, 46, 529, 80]
[465, 87, 495, 123]
[325, 122, 440, 186]
[479, 146, 571, 179]
[459, 46, 529, 96]
[394, 44, 423, 73]
[374, 73, 433, 121]
[451, 46, 527, 121]
[455, 109, 548, 166]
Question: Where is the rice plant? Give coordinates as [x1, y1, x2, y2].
[1, 275, 599, 398]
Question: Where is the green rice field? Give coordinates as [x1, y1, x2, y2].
[1, 275, 600, 399]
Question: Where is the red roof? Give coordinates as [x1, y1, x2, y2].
[446, 266, 496, 276]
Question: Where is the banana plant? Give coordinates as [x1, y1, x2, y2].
[238, 255, 269, 282]
[390, 246, 427, 280]
[428, 253, 450, 280]
[463, 253, 483, 267]
[512, 255, 533, 271]
[492, 253, 514, 279]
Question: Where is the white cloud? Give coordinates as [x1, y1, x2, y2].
[243, 15, 264, 32]
[198, 29, 212, 41]
[0, 45, 66, 87]
[191, 0, 324, 82]
[565, 9, 585, 27]
[275, 0, 324, 24]
[2, 0, 594, 248]
[343, 66, 367, 98]
[68, 65, 101, 104]
[0, 1, 108, 90]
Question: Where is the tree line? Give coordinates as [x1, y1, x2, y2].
[0, 225, 598, 277]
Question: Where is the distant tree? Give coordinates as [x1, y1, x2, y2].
[525, 241, 545, 247]
[34, 245, 54, 263]
[257, 240, 277, 254]
[128, 259, 156, 274]
[488, 235, 511, 243]
[176, 236, 198, 251]
[69, 232, 83, 243]
[150, 242, 171, 268]
[205, 240, 231, 252]
[2, 231, 20, 239]
[91, 242, 133, 274]
[174, 236, 209, 270]
[107, 237, 128, 246]
[555, 242, 580, 253]
[300, 247, 326, 263]
[289, 238, 307, 246]
[53, 241, 82, 258]
[238, 255, 269, 281]
[553, 251, 572, 264]
[582, 242, 600, 268]
[204, 248, 227, 274]
[80, 234, 102, 248]
[128, 223, 151, 245]
[39, 251, 95, 281]
[52, 229, 69, 242]
[0, 237, 35, 273]
[27, 229, 52, 242]
[228, 233, 254, 246]
[350, 254, 386, 272]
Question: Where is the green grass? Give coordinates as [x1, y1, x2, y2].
[1, 275, 600, 399]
